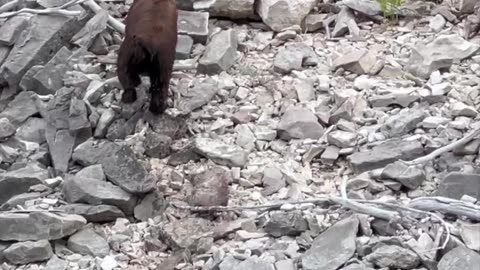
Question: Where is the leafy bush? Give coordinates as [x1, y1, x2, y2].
[377, 0, 403, 21]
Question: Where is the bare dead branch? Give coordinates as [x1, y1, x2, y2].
[82, 0, 125, 34]
[0, 0, 86, 18]
[0, 7, 81, 18]
[0, 0, 19, 13]
[174, 194, 462, 251]
[52, 0, 85, 9]
[354, 199, 451, 250]
[407, 196, 480, 222]
[172, 197, 332, 213]
[332, 197, 401, 221]
[337, 167, 401, 222]
[404, 125, 480, 166]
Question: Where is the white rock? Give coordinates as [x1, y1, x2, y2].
[254, 126, 277, 141]
[327, 130, 357, 148]
[235, 87, 250, 100]
[194, 0, 255, 19]
[100, 256, 117, 270]
[429, 14, 446, 32]
[451, 102, 478, 117]
[256, 0, 317, 32]
[420, 116, 450, 129]
[317, 75, 330, 92]
[430, 82, 451, 95]
[406, 34, 480, 79]
[353, 75, 376, 90]
[293, 78, 315, 102]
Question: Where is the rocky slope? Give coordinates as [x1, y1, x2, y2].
[0, 0, 479, 269]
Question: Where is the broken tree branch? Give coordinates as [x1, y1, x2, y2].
[0, 0, 19, 13]
[358, 199, 451, 250]
[323, 15, 336, 40]
[404, 125, 480, 166]
[0, 0, 85, 18]
[57, 0, 87, 9]
[82, 0, 125, 34]
[174, 194, 458, 250]
[0, 7, 81, 18]
[332, 197, 400, 221]
[339, 166, 400, 221]
[172, 198, 332, 213]
[407, 196, 480, 222]
[176, 197, 397, 225]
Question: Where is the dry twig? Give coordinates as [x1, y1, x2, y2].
[0, 7, 81, 18]
[404, 125, 480, 166]
[338, 173, 400, 221]
[83, 0, 125, 34]
[0, 0, 20, 13]
[1, 209, 66, 214]
[0, 0, 87, 18]
[357, 199, 451, 250]
[174, 193, 464, 251]
[0, 0, 126, 34]
[172, 198, 332, 213]
[323, 15, 336, 40]
[408, 196, 480, 222]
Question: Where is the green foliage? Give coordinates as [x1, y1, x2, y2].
[377, 0, 403, 22]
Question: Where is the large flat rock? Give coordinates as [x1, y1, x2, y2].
[277, 106, 324, 140]
[198, 29, 238, 75]
[0, 12, 88, 89]
[0, 212, 86, 241]
[72, 139, 154, 194]
[62, 174, 137, 215]
[348, 139, 424, 173]
[3, 240, 53, 265]
[438, 246, 480, 270]
[177, 10, 209, 44]
[0, 162, 49, 206]
[436, 173, 480, 200]
[302, 215, 359, 270]
[405, 34, 480, 79]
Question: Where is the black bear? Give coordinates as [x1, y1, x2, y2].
[117, 0, 178, 114]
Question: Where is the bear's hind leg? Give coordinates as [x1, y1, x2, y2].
[148, 59, 170, 115]
[120, 75, 139, 103]
[149, 74, 167, 115]
[117, 40, 144, 103]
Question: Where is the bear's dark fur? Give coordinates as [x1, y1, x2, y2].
[117, 0, 178, 114]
